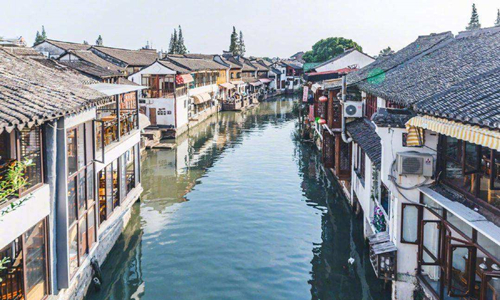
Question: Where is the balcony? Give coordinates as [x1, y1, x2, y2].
[141, 85, 188, 99]
[96, 109, 139, 152]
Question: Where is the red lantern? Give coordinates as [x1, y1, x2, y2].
[318, 118, 326, 125]
[319, 96, 328, 102]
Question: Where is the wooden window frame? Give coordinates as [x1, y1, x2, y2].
[439, 135, 500, 214]
[66, 123, 97, 280]
[400, 203, 422, 244]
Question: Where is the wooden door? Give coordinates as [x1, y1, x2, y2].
[149, 108, 157, 126]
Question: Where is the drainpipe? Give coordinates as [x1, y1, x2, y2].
[340, 75, 353, 143]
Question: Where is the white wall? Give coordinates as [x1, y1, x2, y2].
[0, 184, 51, 248]
[315, 50, 375, 73]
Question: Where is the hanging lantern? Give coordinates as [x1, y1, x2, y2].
[318, 118, 326, 125]
[319, 96, 328, 102]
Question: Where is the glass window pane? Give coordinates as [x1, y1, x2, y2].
[67, 129, 77, 176]
[67, 178, 77, 226]
[87, 165, 95, 205]
[120, 155, 127, 201]
[88, 206, 96, 249]
[0, 238, 23, 299]
[127, 147, 136, 193]
[98, 170, 107, 224]
[112, 159, 119, 208]
[447, 211, 473, 239]
[78, 217, 88, 265]
[24, 221, 48, 300]
[77, 124, 85, 170]
[106, 165, 113, 217]
[402, 204, 419, 243]
[68, 225, 78, 278]
[78, 173, 86, 218]
[20, 127, 43, 191]
[85, 122, 94, 164]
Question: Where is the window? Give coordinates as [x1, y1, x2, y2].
[66, 122, 96, 278]
[381, 183, 390, 217]
[440, 136, 500, 211]
[355, 146, 365, 183]
[98, 145, 137, 225]
[401, 203, 421, 243]
[365, 93, 377, 119]
[0, 220, 49, 300]
[0, 127, 44, 199]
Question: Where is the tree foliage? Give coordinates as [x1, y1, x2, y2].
[229, 26, 238, 55]
[238, 31, 246, 56]
[96, 35, 103, 46]
[34, 25, 47, 46]
[302, 37, 362, 63]
[168, 26, 187, 54]
[466, 3, 481, 30]
[377, 46, 395, 58]
[495, 9, 500, 26]
[177, 25, 187, 54]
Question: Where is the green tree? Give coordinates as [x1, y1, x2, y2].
[378, 46, 395, 57]
[495, 9, 500, 26]
[229, 26, 238, 55]
[33, 25, 46, 45]
[302, 37, 363, 63]
[177, 25, 187, 54]
[238, 31, 246, 56]
[83, 40, 89, 45]
[170, 29, 178, 54]
[168, 33, 175, 54]
[466, 3, 481, 30]
[96, 35, 103, 46]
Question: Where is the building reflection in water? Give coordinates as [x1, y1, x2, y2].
[85, 95, 389, 300]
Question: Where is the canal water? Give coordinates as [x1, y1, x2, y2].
[85, 95, 391, 300]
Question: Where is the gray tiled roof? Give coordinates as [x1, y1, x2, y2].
[166, 55, 227, 71]
[324, 31, 454, 90]
[0, 48, 108, 131]
[63, 50, 125, 72]
[371, 108, 416, 128]
[357, 28, 500, 109]
[346, 118, 381, 168]
[40, 39, 91, 51]
[92, 46, 158, 66]
[59, 60, 122, 79]
[158, 60, 191, 74]
[414, 66, 500, 129]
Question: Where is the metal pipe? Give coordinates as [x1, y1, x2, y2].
[340, 76, 352, 143]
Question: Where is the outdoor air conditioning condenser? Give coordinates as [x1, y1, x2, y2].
[396, 152, 434, 177]
[343, 101, 363, 118]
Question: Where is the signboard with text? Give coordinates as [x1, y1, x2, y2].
[302, 86, 309, 103]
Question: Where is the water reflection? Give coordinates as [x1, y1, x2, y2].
[85, 95, 389, 300]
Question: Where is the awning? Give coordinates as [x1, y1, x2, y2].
[230, 80, 245, 85]
[139, 113, 151, 130]
[259, 78, 273, 84]
[176, 74, 194, 84]
[219, 82, 235, 89]
[192, 93, 212, 104]
[249, 81, 263, 87]
[88, 83, 146, 96]
[311, 83, 322, 93]
[406, 115, 500, 150]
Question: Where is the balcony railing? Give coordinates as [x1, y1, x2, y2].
[96, 109, 138, 152]
[141, 86, 188, 99]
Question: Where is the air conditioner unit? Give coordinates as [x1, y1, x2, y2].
[396, 152, 434, 177]
[344, 101, 363, 118]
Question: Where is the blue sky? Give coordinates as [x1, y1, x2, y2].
[1, 0, 499, 57]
